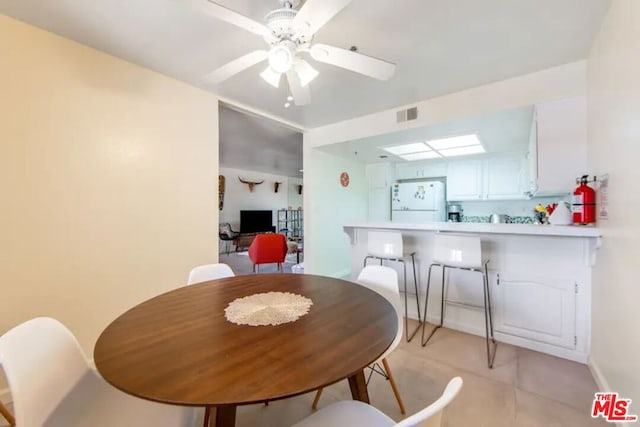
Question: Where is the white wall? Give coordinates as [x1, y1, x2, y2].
[304, 61, 586, 279]
[587, 0, 640, 403]
[303, 149, 367, 277]
[219, 167, 302, 229]
[0, 16, 219, 370]
[306, 61, 586, 148]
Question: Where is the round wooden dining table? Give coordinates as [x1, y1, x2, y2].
[94, 273, 397, 427]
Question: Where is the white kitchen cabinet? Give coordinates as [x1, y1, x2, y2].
[494, 273, 576, 349]
[366, 163, 394, 189]
[446, 160, 483, 200]
[446, 155, 528, 201]
[485, 155, 527, 200]
[533, 96, 587, 195]
[526, 112, 538, 194]
[366, 163, 393, 220]
[396, 161, 447, 180]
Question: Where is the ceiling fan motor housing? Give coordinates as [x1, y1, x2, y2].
[264, 8, 312, 46]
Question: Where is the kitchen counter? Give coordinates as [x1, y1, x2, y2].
[343, 221, 601, 238]
[343, 221, 602, 363]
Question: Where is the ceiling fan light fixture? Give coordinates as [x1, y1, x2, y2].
[295, 59, 319, 87]
[268, 43, 295, 73]
[260, 66, 282, 88]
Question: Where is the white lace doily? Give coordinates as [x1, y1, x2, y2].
[224, 292, 313, 326]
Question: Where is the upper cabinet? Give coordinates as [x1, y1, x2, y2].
[532, 96, 587, 195]
[485, 155, 528, 200]
[446, 160, 483, 200]
[396, 161, 447, 180]
[447, 154, 527, 201]
[366, 163, 394, 221]
[366, 162, 394, 189]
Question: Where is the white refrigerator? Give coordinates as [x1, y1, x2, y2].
[391, 181, 446, 222]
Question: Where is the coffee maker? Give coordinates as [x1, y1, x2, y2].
[447, 203, 463, 222]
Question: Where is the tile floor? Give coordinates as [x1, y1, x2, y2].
[0, 324, 606, 427]
[204, 321, 604, 427]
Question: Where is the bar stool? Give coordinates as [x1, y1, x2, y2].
[364, 230, 422, 342]
[421, 233, 497, 368]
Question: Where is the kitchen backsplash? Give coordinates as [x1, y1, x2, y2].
[456, 196, 570, 223]
[461, 215, 535, 224]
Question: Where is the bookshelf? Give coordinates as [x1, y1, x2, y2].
[277, 209, 303, 242]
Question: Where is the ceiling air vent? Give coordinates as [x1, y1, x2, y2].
[396, 106, 418, 123]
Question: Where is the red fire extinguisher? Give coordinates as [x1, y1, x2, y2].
[572, 175, 596, 224]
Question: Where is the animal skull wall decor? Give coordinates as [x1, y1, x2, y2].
[238, 177, 264, 192]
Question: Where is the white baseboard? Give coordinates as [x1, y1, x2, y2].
[588, 357, 625, 427]
[588, 356, 611, 392]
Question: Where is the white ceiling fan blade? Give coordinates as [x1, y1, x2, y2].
[204, 50, 268, 84]
[310, 43, 396, 81]
[181, 0, 271, 36]
[292, 0, 352, 35]
[286, 71, 310, 106]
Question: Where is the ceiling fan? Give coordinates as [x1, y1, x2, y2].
[184, 0, 396, 106]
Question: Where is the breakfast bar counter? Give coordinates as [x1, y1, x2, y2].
[343, 221, 601, 239]
[343, 221, 603, 363]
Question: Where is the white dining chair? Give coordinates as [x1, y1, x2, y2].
[297, 376, 462, 427]
[0, 317, 194, 427]
[187, 263, 235, 285]
[312, 265, 406, 414]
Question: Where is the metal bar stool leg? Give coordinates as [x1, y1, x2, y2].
[483, 263, 497, 368]
[420, 264, 439, 347]
[404, 255, 423, 342]
[411, 253, 422, 322]
[421, 263, 443, 346]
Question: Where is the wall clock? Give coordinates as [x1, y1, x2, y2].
[340, 172, 350, 187]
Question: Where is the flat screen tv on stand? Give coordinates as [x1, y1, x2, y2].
[239, 210, 274, 234]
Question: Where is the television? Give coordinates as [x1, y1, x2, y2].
[240, 210, 273, 234]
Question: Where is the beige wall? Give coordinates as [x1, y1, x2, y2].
[587, 0, 640, 402]
[0, 14, 220, 371]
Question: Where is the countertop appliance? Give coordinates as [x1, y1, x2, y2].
[391, 181, 446, 223]
[490, 214, 508, 223]
[447, 203, 463, 222]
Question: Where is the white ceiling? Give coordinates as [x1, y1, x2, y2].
[0, 0, 610, 129]
[219, 104, 303, 177]
[319, 105, 535, 163]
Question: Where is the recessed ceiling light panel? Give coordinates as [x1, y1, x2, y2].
[382, 142, 430, 155]
[438, 145, 485, 157]
[399, 152, 442, 161]
[426, 134, 482, 150]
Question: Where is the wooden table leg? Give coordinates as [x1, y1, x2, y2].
[0, 402, 15, 426]
[213, 405, 237, 427]
[347, 369, 370, 403]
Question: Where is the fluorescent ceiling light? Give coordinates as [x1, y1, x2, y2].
[399, 151, 442, 161]
[426, 134, 482, 150]
[260, 66, 282, 88]
[438, 145, 486, 157]
[382, 142, 430, 155]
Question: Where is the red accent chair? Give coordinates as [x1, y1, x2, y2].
[248, 233, 288, 272]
